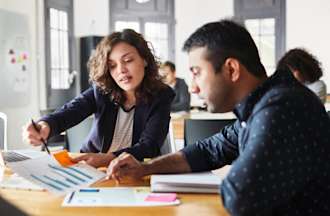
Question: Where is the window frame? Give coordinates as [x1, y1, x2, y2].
[109, 0, 175, 62]
[234, 0, 286, 74]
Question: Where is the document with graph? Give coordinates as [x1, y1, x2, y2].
[7, 156, 105, 195]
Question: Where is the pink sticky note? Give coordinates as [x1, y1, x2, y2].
[145, 193, 177, 202]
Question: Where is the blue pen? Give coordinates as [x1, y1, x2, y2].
[79, 188, 100, 192]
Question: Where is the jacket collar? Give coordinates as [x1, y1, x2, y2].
[233, 69, 297, 122]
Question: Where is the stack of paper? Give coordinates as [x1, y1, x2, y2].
[7, 156, 105, 195]
[151, 172, 222, 193]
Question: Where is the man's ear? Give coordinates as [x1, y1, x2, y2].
[223, 58, 241, 82]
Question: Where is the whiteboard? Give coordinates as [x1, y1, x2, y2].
[0, 9, 31, 107]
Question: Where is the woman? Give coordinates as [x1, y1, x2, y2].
[22, 29, 174, 167]
[277, 48, 327, 103]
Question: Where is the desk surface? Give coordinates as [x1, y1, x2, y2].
[0, 170, 229, 216]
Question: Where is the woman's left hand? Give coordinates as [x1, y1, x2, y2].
[72, 153, 115, 168]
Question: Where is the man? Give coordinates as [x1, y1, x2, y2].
[160, 61, 190, 112]
[107, 20, 330, 215]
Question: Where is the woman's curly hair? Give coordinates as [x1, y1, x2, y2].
[88, 29, 166, 105]
[277, 48, 323, 83]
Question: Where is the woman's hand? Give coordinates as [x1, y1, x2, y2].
[22, 121, 50, 146]
[72, 153, 116, 168]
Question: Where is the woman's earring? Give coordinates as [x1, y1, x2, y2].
[144, 60, 148, 67]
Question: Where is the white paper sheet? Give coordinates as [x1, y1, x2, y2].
[7, 156, 106, 195]
[0, 174, 44, 191]
[62, 187, 180, 207]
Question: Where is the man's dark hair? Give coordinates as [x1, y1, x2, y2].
[183, 19, 266, 77]
[162, 61, 176, 73]
[276, 48, 323, 82]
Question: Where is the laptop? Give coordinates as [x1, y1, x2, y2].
[0, 149, 46, 164]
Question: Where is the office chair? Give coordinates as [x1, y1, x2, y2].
[0, 112, 8, 150]
[184, 119, 236, 146]
[66, 117, 93, 152]
[160, 122, 176, 155]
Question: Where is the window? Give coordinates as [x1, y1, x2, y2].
[144, 22, 169, 61]
[49, 8, 70, 89]
[45, 0, 76, 109]
[110, 0, 175, 62]
[245, 18, 276, 73]
[115, 21, 140, 32]
[235, 0, 285, 75]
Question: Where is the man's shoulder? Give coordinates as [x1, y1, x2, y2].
[256, 84, 319, 111]
[155, 85, 175, 100]
[175, 78, 188, 90]
[176, 78, 187, 85]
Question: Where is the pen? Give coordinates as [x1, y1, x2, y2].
[67, 191, 75, 204]
[79, 189, 100, 192]
[31, 119, 51, 155]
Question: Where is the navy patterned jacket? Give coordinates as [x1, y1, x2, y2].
[182, 69, 330, 216]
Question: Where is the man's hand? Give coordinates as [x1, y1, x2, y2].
[107, 151, 191, 183]
[106, 153, 146, 182]
[72, 153, 115, 168]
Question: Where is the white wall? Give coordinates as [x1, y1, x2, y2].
[286, 0, 330, 90]
[2, 0, 330, 149]
[0, 0, 41, 149]
[74, 0, 109, 37]
[175, 0, 330, 92]
[175, 0, 234, 82]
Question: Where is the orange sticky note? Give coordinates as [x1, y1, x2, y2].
[52, 150, 76, 167]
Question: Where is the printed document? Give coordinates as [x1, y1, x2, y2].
[7, 156, 105, 195]
[62, 187, 180, 207]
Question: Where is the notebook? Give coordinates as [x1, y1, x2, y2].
[150, 172, 223, 194]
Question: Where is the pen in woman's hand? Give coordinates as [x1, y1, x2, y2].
[31, 119, 51, 155]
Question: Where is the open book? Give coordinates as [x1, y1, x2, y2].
[150, 172, 223, 194]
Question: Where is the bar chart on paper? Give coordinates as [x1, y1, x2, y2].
[7, 156, 105, 195]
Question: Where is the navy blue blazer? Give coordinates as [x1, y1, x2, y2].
[40, 85, 175, 160]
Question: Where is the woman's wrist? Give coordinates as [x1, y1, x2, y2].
[105, 152, 116, 166]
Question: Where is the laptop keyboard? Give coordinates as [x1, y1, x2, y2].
[3, 151, 30, 163]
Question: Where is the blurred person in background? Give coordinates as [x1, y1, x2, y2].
[277, 48, 327, 103]
[160, 61, 190, 112]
